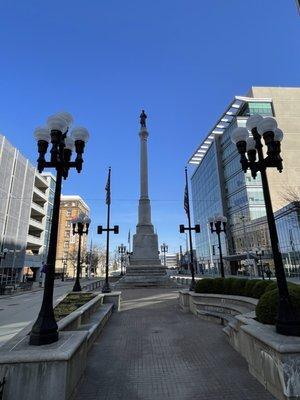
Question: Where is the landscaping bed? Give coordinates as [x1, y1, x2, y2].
[195, 277, 300, 325]
[54, 292, 96, 321]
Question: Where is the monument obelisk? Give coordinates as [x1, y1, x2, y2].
[117, 111, 168, 287]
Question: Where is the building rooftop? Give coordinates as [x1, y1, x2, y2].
[188, 93, 272, 166]
[61, 195, 90, 211]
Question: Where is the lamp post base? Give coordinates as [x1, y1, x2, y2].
[189, 279, 196, 291]
[276, 320, 300, 337]
[102, 282, 111, 293]
[29, 330, 59, 346]
[276, 297, 300, 336]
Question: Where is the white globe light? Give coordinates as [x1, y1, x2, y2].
[214, 214, 223, 222]
[34, 127, 51, 142]
[246, 115, 263, 131]
[84, 216, 91, 225]
[56, 112, 74, 127]
[71, 127, 90, 143]
[47, 115, 68, 132]
[246, 137, 256, 151]
[72, 217, 79, 224]
[274, 128, 284, 142]
[65, 136, 75, 150]
[231, 127, 249, 144]
[208, 217, 214, 223]
[257, 117, 277, 135]
[77, 212, 86, 223]
[220, 216, 227, 223]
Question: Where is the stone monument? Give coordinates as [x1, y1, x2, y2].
[117, 111, 169, 287]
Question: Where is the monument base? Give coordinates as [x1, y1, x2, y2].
[115, 264, 175, 288]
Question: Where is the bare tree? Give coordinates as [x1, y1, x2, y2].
[280, 187, 300, 208]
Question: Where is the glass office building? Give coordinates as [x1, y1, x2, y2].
[191, 142, 226, 273]
[275, 202, 300, 277]
[189, 92, 276, 274]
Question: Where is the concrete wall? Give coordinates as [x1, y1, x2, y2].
[250, 87, 300, 211]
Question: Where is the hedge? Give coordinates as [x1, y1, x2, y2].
[252, 280, 274, 299]
[195, 277, 264, 297]
[193, 276, 300, 326]
[256, 287, 300, 324]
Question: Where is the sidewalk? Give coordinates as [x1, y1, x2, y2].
[75, 288, 274, 400]
[0, 277, 104, 299]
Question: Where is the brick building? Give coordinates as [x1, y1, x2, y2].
[55, 195, 90, 277]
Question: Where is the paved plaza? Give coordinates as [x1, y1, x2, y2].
[75, 288, 275, 400]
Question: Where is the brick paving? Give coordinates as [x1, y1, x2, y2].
[75, 288, 274, 400]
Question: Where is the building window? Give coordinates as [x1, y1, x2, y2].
[66, 209, 72, 217]
[65, 221, 71, 228]
[64, 241, 69, 249]
[65, 230, 70, 238]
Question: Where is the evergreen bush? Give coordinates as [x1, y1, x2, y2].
[195, 278, 214, 294]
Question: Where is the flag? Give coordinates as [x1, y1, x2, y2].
[105, 168, 111, 205]
[184, 184, 189, 215]
[128, 230, 131, 244]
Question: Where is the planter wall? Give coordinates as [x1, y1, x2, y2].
[0, 291, 121, 400]
[179, 290, 300, 400]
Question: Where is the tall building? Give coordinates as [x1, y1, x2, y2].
[0, 134, 34, 283]
[24, 172, 56, 279]
[55, 195, 90, 277]
[0, 135, 54, 283]
[189, 87, 300, 274]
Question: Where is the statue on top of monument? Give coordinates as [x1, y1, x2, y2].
[140, 110, 147, 128]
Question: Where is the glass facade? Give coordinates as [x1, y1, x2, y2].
[275, 202, 300, 277]
[191, 142, 226, 273]
[191, 101, 274, 274]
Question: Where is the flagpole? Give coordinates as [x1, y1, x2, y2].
[103, 167, 111, 293]
[185, 167, 196, 290]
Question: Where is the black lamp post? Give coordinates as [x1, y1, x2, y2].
[72, 214, 91, 292]
[0, 247, 8, 262]
[209, 215, 227, 278]
[118, 244, 126, 275]
[160, 243, 168, 267]
[29, 112, 89, 346]
[231, 114, 300, 336]
[255, 247, 265, 280]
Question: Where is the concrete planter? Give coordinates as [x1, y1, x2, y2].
[225, 314, 300, 400]
[0, 291, 121, 400]
[179, 290, 300, 400]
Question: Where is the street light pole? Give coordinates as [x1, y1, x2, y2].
[180, 167, 200, 291]
[231, 115, 300, 336]
[118, 244, 126, 276]
[29, 112, 90, 346]
[256, 247, 265, 280]
[97, 167, 119, 293]
[160, 243, 168, 267]
[72, 214, 91, 292]
[209, 215, 227, 278]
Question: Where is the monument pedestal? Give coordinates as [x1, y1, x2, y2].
[116, 231, 171, 288]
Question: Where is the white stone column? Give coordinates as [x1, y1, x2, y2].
[139, 128, 149, 199]
[138, 127, 152, 229]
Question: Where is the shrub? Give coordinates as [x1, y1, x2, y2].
[252, 280, 273, 299]
[264, 281, 277, 292]
[245, 279, 261, 297]
[256, 287, 300, 325]
[212, 277, 225, 294]
[195, 278, 214, 294]
[231, 278, 247, 296]
[223, 278, 239, 295]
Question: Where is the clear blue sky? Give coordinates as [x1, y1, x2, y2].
[0, 0, 299, 254]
